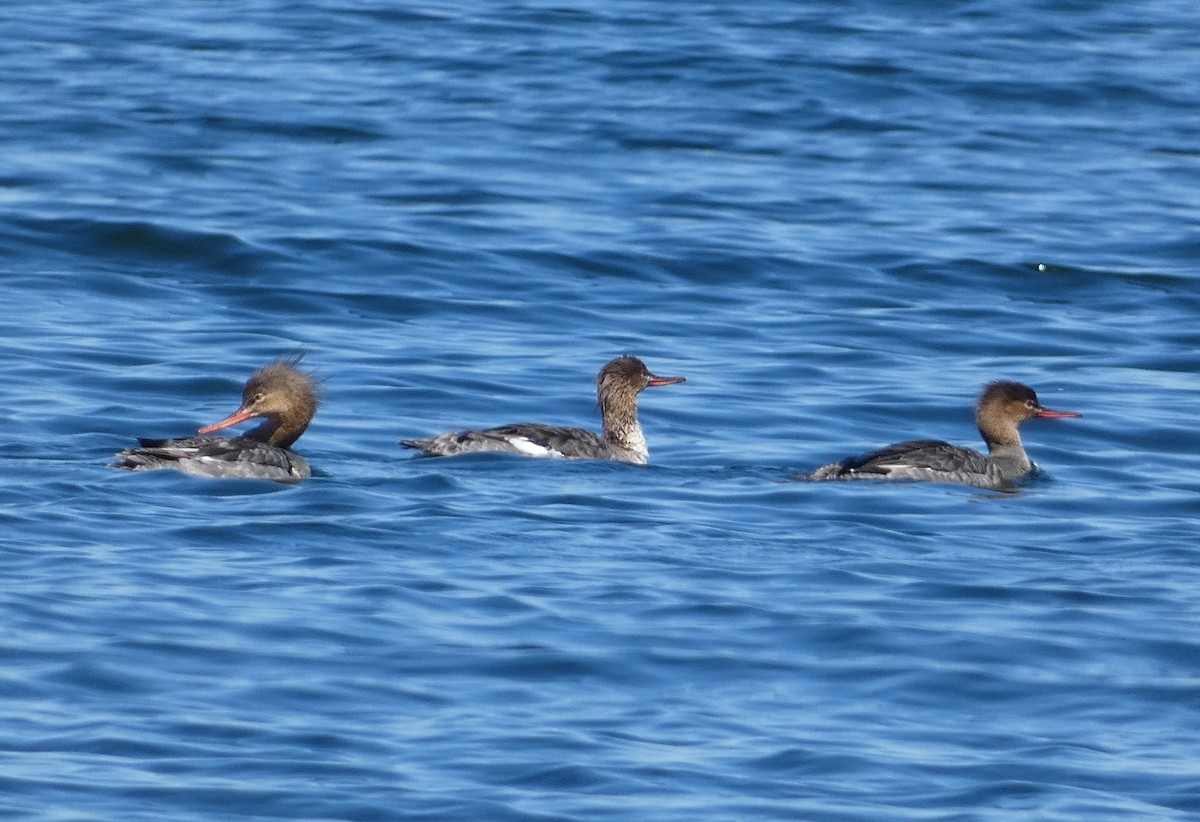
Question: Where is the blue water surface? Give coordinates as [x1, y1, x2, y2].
[2, 1, 1199, 819]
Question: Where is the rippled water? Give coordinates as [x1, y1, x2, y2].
[2, 1, 1199, 819]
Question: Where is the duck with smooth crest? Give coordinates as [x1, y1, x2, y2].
[112, 356, 319, 482]
[801, 380, 1081, 489]
[400, 355, 685, 464]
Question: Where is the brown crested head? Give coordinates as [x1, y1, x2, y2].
[977, 380, 1041, 425]
[596, 355, 685, 404]
[975, 380, 1080, 443]
[242, 356, 319, 413]
[198, 355, 320, 447]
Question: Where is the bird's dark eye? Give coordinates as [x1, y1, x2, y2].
[253, 392, 265, 404]
[1025, 399, 1036, 409]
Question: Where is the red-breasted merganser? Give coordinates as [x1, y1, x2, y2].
[112, 356, 319, 482]
[801, 380, 1081, 489]
[400, 355, 685, 464]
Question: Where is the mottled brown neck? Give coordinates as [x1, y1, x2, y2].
[249, 398, 316, 449]
[595, 384, 643, 456]
[976, 409, 1023, 452]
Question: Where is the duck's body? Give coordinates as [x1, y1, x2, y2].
[406, 423, 637, 462]
[805, 438, 1032, 489]
[803, 381, 1080, 490]
[115, 435, 311, 482]
[113, 357, 318, 483]
[401, 356, 685, 465]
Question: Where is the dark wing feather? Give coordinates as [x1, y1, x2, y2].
[844, 439, 981, 474]
[113, 436, 309, 481]
[402, 423, 614, 459]
[807, 439, 990, 480]
[487, 424, 610, 458]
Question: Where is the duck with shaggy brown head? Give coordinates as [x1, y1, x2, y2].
[801, 380, 1081, 489]
[112, 356, 319, 482]
[400, 355, 685, 464]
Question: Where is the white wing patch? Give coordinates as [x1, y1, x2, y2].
[505, 436, 565, 459]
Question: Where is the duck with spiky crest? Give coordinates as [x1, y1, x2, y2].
[400, 355, 685, 465]
[113, 356, 319, 482]
[802, 381, 1081, 489]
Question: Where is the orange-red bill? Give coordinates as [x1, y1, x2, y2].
[197, 407, 257, 435]
[647, 374, 686, 387]
[1035, 407, 1082, 419]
